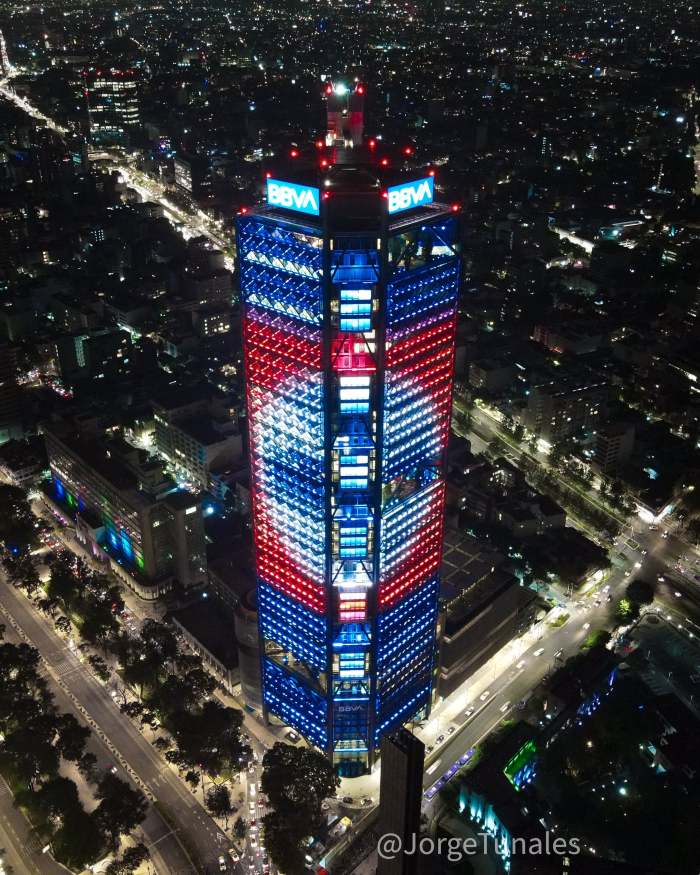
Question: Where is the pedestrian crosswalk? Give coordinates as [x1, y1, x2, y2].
[45, 648, 81, 677]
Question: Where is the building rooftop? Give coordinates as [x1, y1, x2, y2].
[170, 599, 239, 670]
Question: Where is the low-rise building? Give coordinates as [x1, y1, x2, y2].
[436, 533, 541, 698]
[152, 392, 242, 493]
[42, 417, 208, 599]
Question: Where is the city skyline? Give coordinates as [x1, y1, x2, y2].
[0, 2, 699, 874]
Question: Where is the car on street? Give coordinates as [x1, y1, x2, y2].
[534, 648, 545, 657]
[500, 701, 511, 713]
[516, 660, 526, 669]
[218, 854, 227, 871]
[447, 726, 456, 735]
[464, 706, 475, 720]
[436, 734, 445, 744]
[479, 689, 491, 701]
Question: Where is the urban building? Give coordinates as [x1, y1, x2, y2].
[238, 100, 460, 774]
[520, 374, 608, 443]
[152, 395, 242, 494]
[437, 562, 541, 698]
[532, 323, 602, 356]
[173, 152, 212, 199]
[170, 600, 240, 694]
[377, 729, 425, 875]
[42, 418, 208, 598]
[0, 436, 47, 487]
[235, 589, 263, 708]
[0, 343, 22, 443]
[594, 421, 635, 473]
[468, 356, 516, 395]
[83, 67, 141, 145]
[55, 329, 132, 388]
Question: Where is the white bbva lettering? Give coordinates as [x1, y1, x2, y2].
[268, 182, 318, 212]
[387, 180, 432, 213]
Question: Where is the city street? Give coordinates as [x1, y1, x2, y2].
[0, 576, 234, 875]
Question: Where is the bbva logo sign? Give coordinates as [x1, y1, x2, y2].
[387, 176, 435, 214]
[267, 179, 320, 216]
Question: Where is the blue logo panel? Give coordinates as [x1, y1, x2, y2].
[387, 176, 435, 214]
[267, 179, 320, 216]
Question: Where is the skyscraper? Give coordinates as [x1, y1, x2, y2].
[237, 94, 460, 774]
[378, 729, 425, 875]
[82, 67, 141, 145]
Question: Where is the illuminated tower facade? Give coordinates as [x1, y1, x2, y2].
[83, 67, 141, 145]
[237, 132, 460, 775]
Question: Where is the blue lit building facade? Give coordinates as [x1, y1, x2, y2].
[237, 163, 460, 775]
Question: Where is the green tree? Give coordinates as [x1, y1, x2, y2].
[616, 598, 639, 621]
[32, 776, 81, 821]
[205, 784, 233, 826]
[54, 616, 71, 636]
[78, 751, 98, 782]
[262, 810, 307, 875]
[56, 712, 90, 762]
[185, 769, 200, 791]
[0, 484, 44, 552]
[51, 805, 106, 871]
[120, 700, 144, 720]
[4, 551, 39, 595]
[261, 743, 339, 826]
[94, 772, 148, 848]
[88, 654, 111, 683]
[106, 842, 150, 875]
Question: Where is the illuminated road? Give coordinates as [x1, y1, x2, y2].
[104, 161, 235, 268]
[0, 74, 68, 135]
[0, 75, 234, 269]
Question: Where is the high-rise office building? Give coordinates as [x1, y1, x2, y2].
[378, 729, 425, 875]
[83, 67, 141, 145]
[237, 87, 460, 774]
